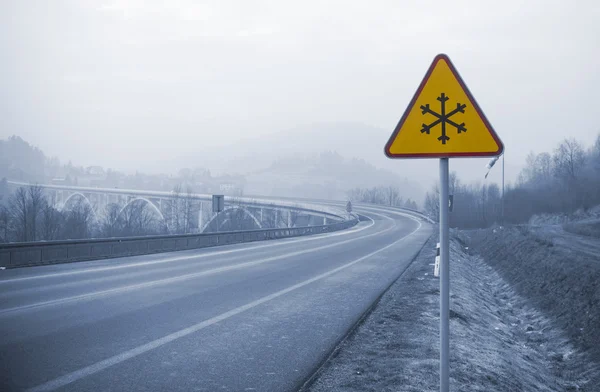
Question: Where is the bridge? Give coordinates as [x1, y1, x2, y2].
[6, 181, 348, 234]
[0, 186, 433, 392]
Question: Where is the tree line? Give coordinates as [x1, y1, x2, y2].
[0, 184, 208, 243]
[0, 183, 306, 243]
[423, 135, 600, 228]
[346, 186, 419, 210]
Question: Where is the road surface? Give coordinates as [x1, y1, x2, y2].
[0, 204, 432, 392]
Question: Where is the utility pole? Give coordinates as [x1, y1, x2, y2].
[485, 150, 505, 224]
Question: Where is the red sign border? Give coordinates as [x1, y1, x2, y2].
[384, 54, 504, 159]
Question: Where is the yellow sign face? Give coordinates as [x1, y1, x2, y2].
[385, 54, 503, 158]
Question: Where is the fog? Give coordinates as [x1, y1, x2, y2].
[1, 0, 599, 192]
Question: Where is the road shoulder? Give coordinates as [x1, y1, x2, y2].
[304, 232, 595, 391]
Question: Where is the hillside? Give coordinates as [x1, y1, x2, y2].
[174, 122, 519, 190]
[244, 151, 423, 201]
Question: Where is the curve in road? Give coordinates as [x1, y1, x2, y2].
[0, 204, 432, 392]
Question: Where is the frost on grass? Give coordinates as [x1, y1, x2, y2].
[306, 234, 596, 392]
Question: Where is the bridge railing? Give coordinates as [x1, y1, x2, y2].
[358, 204, 436, 224]
[0, 218, 359, 269]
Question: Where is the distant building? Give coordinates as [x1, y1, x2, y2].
[218, 183, 243, 196]
[86, 166, 105, 176]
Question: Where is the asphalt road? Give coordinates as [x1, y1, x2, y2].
[0, 204, 432, 392]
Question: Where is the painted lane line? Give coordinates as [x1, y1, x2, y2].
[0, 216, 377, 284]
[0, 215, 396, 316]
[26, 216, 422, 392]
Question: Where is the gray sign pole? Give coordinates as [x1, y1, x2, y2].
[439, 157, 450, 392]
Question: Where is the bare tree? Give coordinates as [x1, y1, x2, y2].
[404, 198, 418, 210]
[199, 204, 214, 232]
[486, 183, 502, 224]
[552, 139, 587, 210]
[0, 205, 10, 242]
[387, 186, 399, 206]
[62, 198, 95, 239]
[101, 203, 123, 237]
[120, 200, 159, 236]
[347, 186, 405, 207]
[218, 198, 263, 231]
[165, 184, 183, 234]
[423, 183, 440, 221]
[182, 186, 196, 233]
[433, 135, 600, 228]
[288, 208, 302, 228]
[259, 205, 279, 229]
[9, 187, 29, 242]
[40, 204, 63, 241]
[479, 184, 489, 226]
[28, 185, 46, 241]
[553, 138, 586, 182]
[449, 171, 460, 195]
[535, 152, 553, 186]
[519, 151, 539, 186]
[590, 133, 600, 170]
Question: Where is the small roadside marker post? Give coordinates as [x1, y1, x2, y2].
[384, 54, 503, 392]
[434, 243, 440, 277]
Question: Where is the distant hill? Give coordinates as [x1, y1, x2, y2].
[244, 150, 424, 202]
[174, 121, 514, 199]
[0, 136, 47, 183]
[190, 122, 406, 175]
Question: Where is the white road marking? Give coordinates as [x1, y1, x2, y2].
[0, 214, 398, 315]
[26, 216, 422, 392]
[0, 216, 377, 284]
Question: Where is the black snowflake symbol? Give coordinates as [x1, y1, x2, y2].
[420, 93, 467, 145]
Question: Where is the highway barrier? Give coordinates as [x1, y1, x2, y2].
[0, 218, 359, 268]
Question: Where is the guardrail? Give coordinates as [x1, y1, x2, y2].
[377, 205, 436, 224]
[251, 196, 436, 224]
[326, 201, 435, 224]
[0, 218, 359, 269]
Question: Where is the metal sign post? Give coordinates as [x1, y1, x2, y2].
[212, 195, 224, 233]
[439, 158, 450, 392]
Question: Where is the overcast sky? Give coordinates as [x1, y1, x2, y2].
[1, 0, 599, 173]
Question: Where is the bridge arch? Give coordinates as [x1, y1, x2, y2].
[59, 192, 99, 222]
[118, 197, 166, 222]
[201, 206, 262, 233]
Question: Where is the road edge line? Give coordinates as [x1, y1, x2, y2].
[296, 230, 435, 392]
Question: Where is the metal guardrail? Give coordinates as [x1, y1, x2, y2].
[246, 195, 435, 224]
[325, 201, 435, 224]
[0, 218, 359, 268]
[374, 205, 435, 224]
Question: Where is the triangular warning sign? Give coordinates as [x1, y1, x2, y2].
[385, 54, 503, 158]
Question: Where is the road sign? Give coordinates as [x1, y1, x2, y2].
[383, 54, 504, 392]
[385, 54, 503, 158]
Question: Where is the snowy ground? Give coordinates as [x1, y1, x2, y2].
[564, 219, 600, 239]
[467, 225, 600, 385]
[303, 231, 598, 391]
[528, 205, 600, 226]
